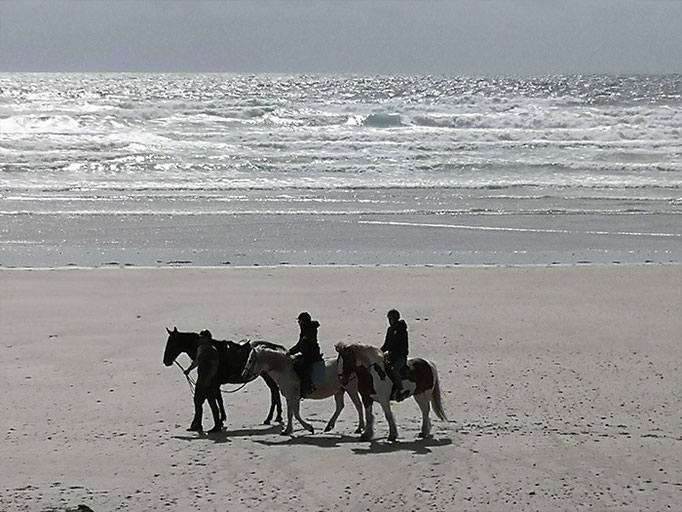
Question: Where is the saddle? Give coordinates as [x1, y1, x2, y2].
[398, 362, 413, 381]
[294, 358, 324, 398]
[382, 354, 413, 380]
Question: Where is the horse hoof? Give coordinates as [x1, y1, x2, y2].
[360, 433, 372, 441]
[208, 425, 223, 434]
[263, 420, 271, 425]
[355, 427, 363, 434]
[280, 430, 292, 436]
[187, 425, 203, 432]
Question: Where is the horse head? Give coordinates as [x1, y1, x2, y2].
[335, 341, 357, 386]
[335, 341, 383, 385]
[163, 327, 198, 366]
[242, 346, 291, 380]
[241, 347, 261, 380]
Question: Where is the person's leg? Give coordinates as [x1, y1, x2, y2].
[302, 362, 314, 396]
[293, 357, 309, 396]
[391, 358, 408, 399]
[384, 359, 402, 397]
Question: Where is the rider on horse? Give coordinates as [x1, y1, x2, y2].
[288, 312, 323, 397]
[381, 309, 410, 401]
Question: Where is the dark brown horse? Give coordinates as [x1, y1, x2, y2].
[163, 327, 284, 432]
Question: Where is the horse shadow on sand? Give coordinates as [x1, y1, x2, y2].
[253, 433, 452, 454]
[253, 432, 361, 449]
[351, 436, 452, 455]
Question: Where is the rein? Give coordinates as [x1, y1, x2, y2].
[221, 382, 249, 394]
[174, 360, 196, 395]
[242, 365, 261, 380]
[174, 359, 249, 395]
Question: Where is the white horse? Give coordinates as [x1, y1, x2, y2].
[242, 346, 365, 436]
[335, 341, 447, 441]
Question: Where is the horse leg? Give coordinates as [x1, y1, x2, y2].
[261, 373, 282, 425]
[379, 398, 399, 441]
[324, 392, 345, 432]
[207, 389, 224, 433]
[415, 392, 432, 438]
[281, 395, 295, 436]
[360, 398, 374, 441]
[292, 397, 314, 434]
[188, 389, 205, 431]
[346, 385, 366, 434]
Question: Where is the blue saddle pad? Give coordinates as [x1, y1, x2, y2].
[311, 361, 326, 384]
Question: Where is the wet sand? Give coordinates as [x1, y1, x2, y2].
[2, 210, 680, 268]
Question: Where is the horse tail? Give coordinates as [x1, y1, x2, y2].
[429, 362, 448, 421]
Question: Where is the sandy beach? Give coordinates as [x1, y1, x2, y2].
[1, 263, 680, 511]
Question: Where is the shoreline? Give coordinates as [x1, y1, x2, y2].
[1, 260, 679, 271]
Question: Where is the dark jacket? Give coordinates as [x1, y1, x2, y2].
[381, 319, 408, 360]
[288, 320, 323, 364]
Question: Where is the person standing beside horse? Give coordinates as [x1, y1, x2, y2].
[381, 309, 410, 401]
[184, 330, 219, 383]
[184, 329, 222, 432]
[287, 312, 323, 397]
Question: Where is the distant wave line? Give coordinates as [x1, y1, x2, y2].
[2, 184, 681, 193]
[359, 220, 681, 238]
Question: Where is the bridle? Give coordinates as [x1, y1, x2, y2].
[241, 362, 262, 380]
[336, 354, 357, 386]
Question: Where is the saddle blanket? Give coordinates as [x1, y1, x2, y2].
[311, 360, 326, 384]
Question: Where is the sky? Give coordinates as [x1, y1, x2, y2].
[0, 0, 681, 74]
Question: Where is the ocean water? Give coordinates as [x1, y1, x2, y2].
[1, 73, 681, 266]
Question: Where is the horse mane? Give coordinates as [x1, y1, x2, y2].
[251, 340, 286, 352]
[335, 341, 383, 367]
[254, 346, 291, 371]
[174, 334, 284, 353]
[174, 330, 200, 339]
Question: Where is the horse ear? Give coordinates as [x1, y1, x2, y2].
[173, 327, 178, 333]
[166, 327, 172, 335]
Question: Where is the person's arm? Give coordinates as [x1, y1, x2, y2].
[288, 337, 304, 356]
[380, 328, 390, 353]
[398, 328, 408, 357]
[185, 357, 199, 375]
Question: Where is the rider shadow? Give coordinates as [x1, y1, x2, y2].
[253, 433, 361, 449]
[351, 436, 453, 455]
[172, 431, 232, 444]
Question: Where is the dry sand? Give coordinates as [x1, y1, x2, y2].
[1, 264, 680, 511]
